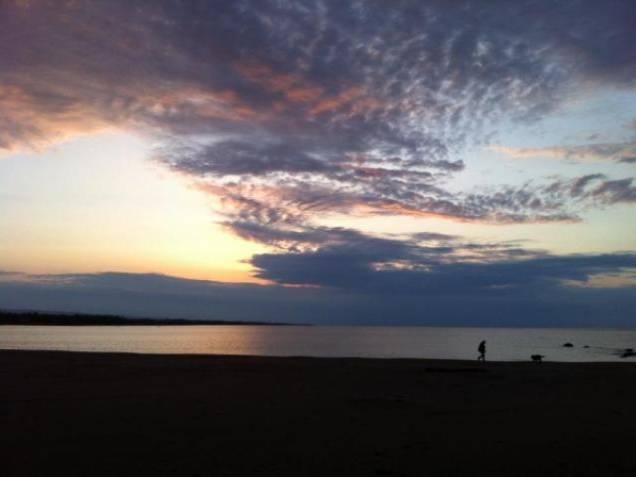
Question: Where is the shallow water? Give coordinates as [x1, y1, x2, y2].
[1, 325, 635, 362]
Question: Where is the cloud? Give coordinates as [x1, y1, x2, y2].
[247, 226, 636, 294]
[253, 250, 636, 293]
[491, 142, 636, 163]
[2, 0, 636, 326]
[589, 178, 636, 203]
[0, 84, 109, 151]
[1, 265, 635, 326]
[543, 174, 636, 205]
[159, 140, 335, 176]
[3, 0, 636, 227]
[201, 170, 634, 237]
[0, 271, 331, 324]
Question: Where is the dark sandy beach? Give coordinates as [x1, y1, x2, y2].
[2, 351, 635, 476]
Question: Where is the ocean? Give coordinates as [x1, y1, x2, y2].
[1, 325, 635, 362]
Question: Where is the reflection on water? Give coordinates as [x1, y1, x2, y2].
[1, 325, 635, 362]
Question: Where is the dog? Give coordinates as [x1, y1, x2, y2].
[531, 354, 544, 363]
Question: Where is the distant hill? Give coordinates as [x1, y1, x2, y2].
[0, 310, 292, 326]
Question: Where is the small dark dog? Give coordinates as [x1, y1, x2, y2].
[531, 354, 544, 363]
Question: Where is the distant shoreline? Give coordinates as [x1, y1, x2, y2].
[1, 348, 634, 364]
[0, 310, 294, 326]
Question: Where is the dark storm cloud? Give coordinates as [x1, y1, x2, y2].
[2, 265, 635, 326]
[0, 271, 333, 324]
[251, 238, 636, 294]
[219, 212, 633, 296]
[3, 0, 636, 226]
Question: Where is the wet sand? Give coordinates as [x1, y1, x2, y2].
[2, 350, 635, 476]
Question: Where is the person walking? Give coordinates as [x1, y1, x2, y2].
[478, 340, 486, 362]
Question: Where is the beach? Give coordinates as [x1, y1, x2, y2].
[2, 350, 635, 476]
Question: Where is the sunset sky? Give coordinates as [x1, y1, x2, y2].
[1, 0, 635, 325]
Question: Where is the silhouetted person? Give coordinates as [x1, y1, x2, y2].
[477, 340, 486, 362]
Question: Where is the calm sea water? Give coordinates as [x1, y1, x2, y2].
[1, 325, 635, 362]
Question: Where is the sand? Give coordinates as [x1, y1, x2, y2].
[2, 350, 635, 476]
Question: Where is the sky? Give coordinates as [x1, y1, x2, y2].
[1, 0, 635, 326]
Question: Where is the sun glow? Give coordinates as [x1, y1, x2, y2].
[0, 132, 267, 282]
